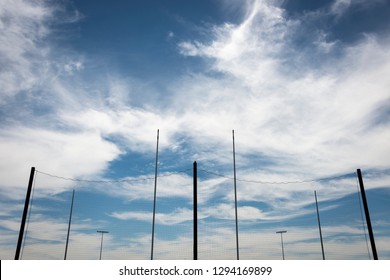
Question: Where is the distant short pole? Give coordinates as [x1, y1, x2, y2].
[357, 169, 378, 260]
[276, 230, 287, 260]
[15, 167, 35, 260]
[193, 161, 198, 260]
[97, 230, 109, 260]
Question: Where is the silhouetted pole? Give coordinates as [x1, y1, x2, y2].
[151, 129, 159, 260]
[15, 167, 35, 260]
[97, 230, 108, 260]
[314, 190, 325, 260]
[232, 130, 240, 260]
[193, 161, 198, 260]
[276, 230, 287, 260]
[357, 169, 378, 260]
[64, 189, 75, 260]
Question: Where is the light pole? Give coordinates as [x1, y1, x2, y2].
[314, 191, 325, 260]
[97, 230, 109, 260]
[276, 230, 287, 260]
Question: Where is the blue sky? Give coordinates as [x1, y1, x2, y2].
[1, 0, 390, 260]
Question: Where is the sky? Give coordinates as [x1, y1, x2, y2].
[1, 0, 390, 260]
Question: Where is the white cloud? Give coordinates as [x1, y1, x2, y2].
[330, 0, 387, 17]
[0, 0, 53, 100]
[167, 30, 175, 40]
[111, 207, 192, 225]
[173, 0, 390, 178]
[0, 126, 121, 198]
[63, 60, 83, 74]
[330, 0, 352, 16]
[60, 108, 182, 153]
[178, 41, 203, 56]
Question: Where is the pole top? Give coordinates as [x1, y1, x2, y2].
[97, 230, 109, 233]
[276, 230, 287, 234]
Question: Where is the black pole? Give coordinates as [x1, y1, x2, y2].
[193, 161, 198, 260]
[64, 189, 75, 260]
[357, 169, 378, 260]
[151, 129, 159, 260]
[314, 191, 325, 260]
[15, 167, 35, 260]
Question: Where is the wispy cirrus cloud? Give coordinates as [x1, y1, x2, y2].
[0, 0, 51, 100]
[174, 0, 390, 178]
[110, 207, 192, 225]
[330, 0, 387, 17]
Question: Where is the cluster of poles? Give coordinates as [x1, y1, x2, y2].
[14, 130, 378, 260]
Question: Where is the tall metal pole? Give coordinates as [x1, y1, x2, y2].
[232, 130, 239, 260]
[97, 230, 108, 260]
[193, 161, 198, 260]
[357, 169, 378, 260]
[15, 167, 35, 260]
[314, 190, 325, 260]
[64, 189, 75, 260]
[276, 230, 287, 260]
[151, 129, 159, 260]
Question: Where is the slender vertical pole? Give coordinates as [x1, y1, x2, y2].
[151, 129, 159, 260]
[232, 130, 239, 260]
[276, 230, 287, 260]
[314, 190, 325, 260]
[99, 232, 104, 260]
[15, 167, 35, 260]
[280, 233, 285, 260]
[357, 169, 378, 260]
[64, 189, 75, 260]
[97, 230, 108, 260]
[193, 161, 198, 260]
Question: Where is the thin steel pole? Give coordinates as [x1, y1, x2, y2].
[357, 169, 378, 260]
[232, 130, 239, 260]
[97, 230, 108, 260]
[151, 129, 159, 260]
[314, 190, 325, 260]
[276, 231, 287, 260]
[193, 161, 198, 260]
[64, 189, 75, 260]
[15, 167, 35, 260]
